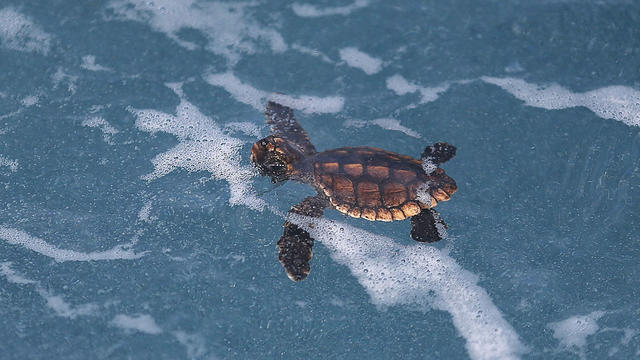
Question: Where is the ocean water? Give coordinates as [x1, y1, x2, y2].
[1, 1, 639, 359]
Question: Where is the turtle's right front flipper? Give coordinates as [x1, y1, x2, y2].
[278, 195, 329, 281]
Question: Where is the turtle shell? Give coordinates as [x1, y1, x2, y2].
[312, 147, 457, 222]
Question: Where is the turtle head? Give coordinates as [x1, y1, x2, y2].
[251, 135, 301, 183]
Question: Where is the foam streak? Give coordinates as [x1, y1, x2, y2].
[205, 72, 344, 114]
[482, 77, 640, 127]
[339, 47, 383, 75]
[549, 311, 606, 358]
[0, 155, 19, 173]
[0, 226, 146, 262]
[82, 116, 119, 144]
[1, 262, 98, 319]
[107, 0, 286, 65]
[386, 74, 452, 104]
[81, 55, 112, 72]
[344, 118, 421, 138]
[291, 215, 527, 360]
[111, 314, 163, 334]
[132, 82, 266, 210]
[292, 0, 370, 17]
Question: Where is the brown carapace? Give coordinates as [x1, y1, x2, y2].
[251, 102, 457, 282]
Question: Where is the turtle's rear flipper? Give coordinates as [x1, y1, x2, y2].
[278, 195, 329, 281]
[410, 208, 447, 243]
[421, 142, 456, 165]
[278, 222, 314, 281]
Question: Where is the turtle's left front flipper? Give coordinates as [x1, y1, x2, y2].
[265, 101, 316, 156]
[410, 208, 447, 243]
[278, 195, 329, 282]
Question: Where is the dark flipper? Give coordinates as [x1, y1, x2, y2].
[410, 208, 448, 243]
[278, 195, 328, 281]
[265, 101, 316, 156]
[422, 142, 456, 165]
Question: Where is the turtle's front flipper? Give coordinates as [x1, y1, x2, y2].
[278, 195, 329, 281]
[410, 208, 447, 243]
[265, 101, 316, 156]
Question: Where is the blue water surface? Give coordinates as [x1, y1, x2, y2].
[1, 1, 639, 359]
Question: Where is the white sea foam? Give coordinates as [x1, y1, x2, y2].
[111, 314, 162, 334]
[81, 55, 112, 71]
[415, 183, 435, 209]
[269, 93, 345, 115]
[21, 95, 39, 107]
[0, 262, 36, 285]
[292, 0, 370, 17]
[107, 0, 286, 65]
[42, 292, 99, 319]
[0, 109, 23, 122]
[0, 95, 38, 124]
[291, 43, 334, 63]
[132, 82, 265, 210]
[205, 72, 265, 110]
[205, 72, 344, 114]
[52, 67, 78, 95]
[619, 328, 638, 345]
[137, 200, 154, 223]
[0, 156, 19, 173]
[420, 144, 438, 174]
[372, 118, 420, 138]
[505, 61, 525, 73]
[605, 327, 638, 357]
[549, 311, 606, 359]
[1, 262, 98, 319]
[0, 7, 52, 55]
[82, 116, 119, 144]
[0, 226, 146, 262]
[482, 77, 640, 127]
[421, 157, 437, 174]
[386, 74, 452, 104]
[344, 118, 421, 138]
[289, 215, 527, 360]
[173, 331, 207, 358]
[339, 47, 383, 75]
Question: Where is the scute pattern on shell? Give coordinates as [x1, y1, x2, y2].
[313, 146, 457, 222]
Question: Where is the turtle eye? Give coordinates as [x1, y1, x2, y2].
[268, 162, 285, 172]
[260, 140, 268, 147]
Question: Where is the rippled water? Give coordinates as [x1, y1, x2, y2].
[1, 1, 639, 359]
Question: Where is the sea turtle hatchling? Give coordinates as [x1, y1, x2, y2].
[251, 102, 458, 281]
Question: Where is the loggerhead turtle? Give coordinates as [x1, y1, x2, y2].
[251, 102, 457, 281]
